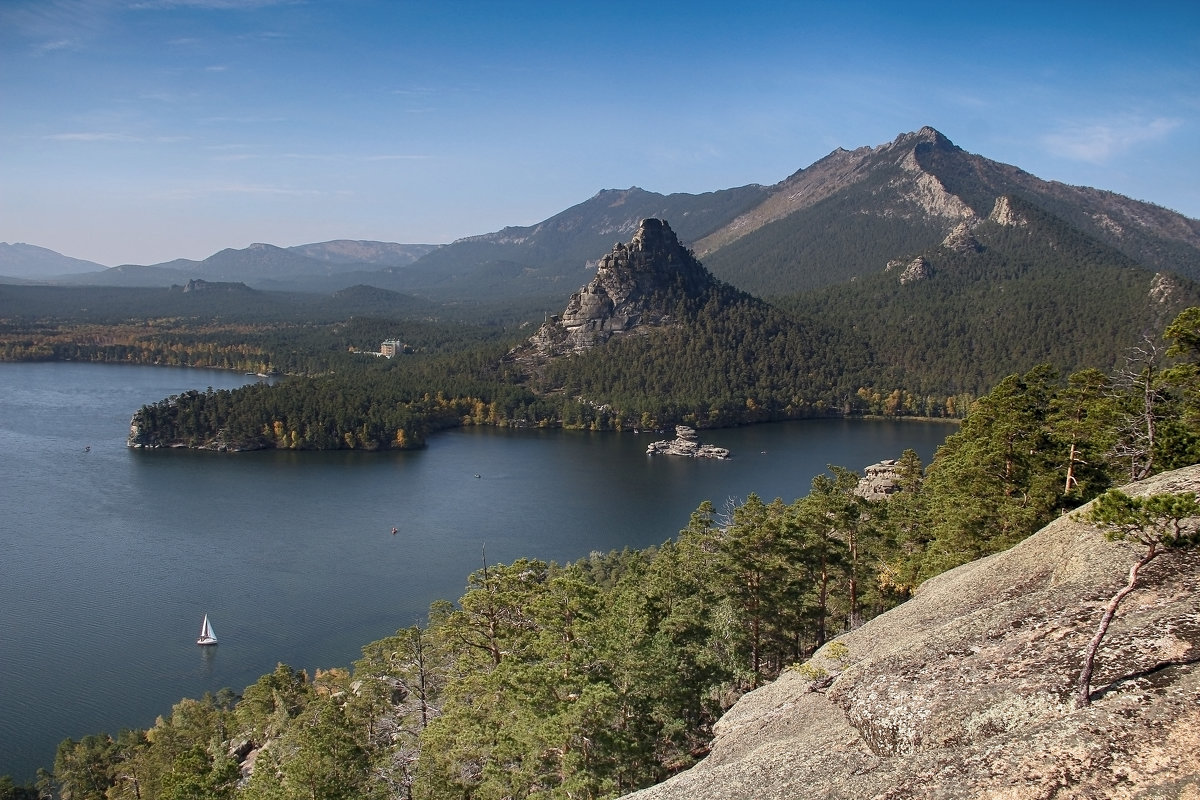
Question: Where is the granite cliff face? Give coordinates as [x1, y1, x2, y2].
[625, 465, 1200, 800]
[507, 218, 724, 365]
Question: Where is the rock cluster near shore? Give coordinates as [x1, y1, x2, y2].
[646, 425, 730, 459]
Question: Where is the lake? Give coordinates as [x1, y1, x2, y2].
[0, 362, 953, 780]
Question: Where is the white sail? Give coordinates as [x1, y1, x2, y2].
[197, 614, 218, 645]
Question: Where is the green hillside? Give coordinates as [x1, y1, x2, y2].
[776, 196, 1200, 400]
[700, 192, 946, 295]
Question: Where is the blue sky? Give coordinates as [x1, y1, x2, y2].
[2, 0, 1198, 267]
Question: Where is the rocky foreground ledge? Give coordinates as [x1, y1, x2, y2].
[624, 465, 1200, 800]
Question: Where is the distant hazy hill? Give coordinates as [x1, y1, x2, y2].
[388, 185, 770, 300]
[287, 239, 440, 265]
[151, 242, 376, 281]
[52, 241, 442, 291]
[0, 242, 108, 279]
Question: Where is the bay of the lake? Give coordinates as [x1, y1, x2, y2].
[0, 362, 953, 780]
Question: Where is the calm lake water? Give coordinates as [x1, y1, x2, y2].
[0, 362, 953, 780]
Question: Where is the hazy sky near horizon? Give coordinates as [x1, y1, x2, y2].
[2, 0, 1198, 267]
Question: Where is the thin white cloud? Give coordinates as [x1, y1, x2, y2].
[1, 0, 122, 39]
[163, 183, 323, 199]
[46, 132, 190, 143]
[129, 0, 296, 9]
[33, 37, 76, 53]
[47, 132, 138, 142]
[1041, 117, 1182, 163]
[217, 183, 321, 196]
[206, 149, 432, 163]
[365, 154, 434, 161]
[200, 114, 289, 125]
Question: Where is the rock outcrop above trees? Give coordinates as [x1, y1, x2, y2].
[624, 465, 1200, 800]
[506, 218, 720, 366]
[854, 459, 900, 499]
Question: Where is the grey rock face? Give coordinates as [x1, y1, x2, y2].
[508, 218, 716, 364]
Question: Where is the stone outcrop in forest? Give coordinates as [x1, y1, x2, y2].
[854, 459, 900, 500]
[624, 465, 1200, 800]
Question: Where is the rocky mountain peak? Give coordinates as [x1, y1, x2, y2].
[890, 125, 955, 153]
[507, 219, 720, 364]
[596, 218, 711, 290]
[694, 127, 976, 258]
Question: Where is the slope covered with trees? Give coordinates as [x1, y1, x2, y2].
[777, 195, 1200, 400]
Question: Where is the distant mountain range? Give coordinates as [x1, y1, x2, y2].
[0, 242, 109, 280]
[5, 127, 1200, 308]
[0, 240, 440, 289]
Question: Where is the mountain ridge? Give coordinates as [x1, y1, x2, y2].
[698, 127, 1200, 297]
[0, 242, 109, 279]
[6, 127, 1200, 305]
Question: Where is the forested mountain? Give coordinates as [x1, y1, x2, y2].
[777, 194, 1200, 400]
[697, 127, 1200, 296]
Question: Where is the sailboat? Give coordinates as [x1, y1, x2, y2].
[196, 614, 218, 646]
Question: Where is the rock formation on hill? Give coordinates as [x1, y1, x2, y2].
[506, 218, 726, 366]
[624, 465, 1200, 800]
